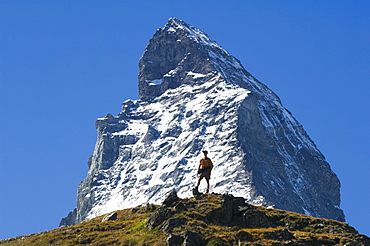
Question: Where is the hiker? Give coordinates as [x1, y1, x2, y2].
[195, 150, 213, 194]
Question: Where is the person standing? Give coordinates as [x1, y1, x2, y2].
[195, 150, 213, 194]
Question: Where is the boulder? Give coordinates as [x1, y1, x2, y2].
[163, 191, 180, 207]
[182, 231, 205, 246]
[101, 212, 117, 222]
[206, 194, 234, 225]
[160, 217, 186, 232]
[146, 206, 173, 231]
[167, 234, 184, 246]
[174, 202, 188, 212]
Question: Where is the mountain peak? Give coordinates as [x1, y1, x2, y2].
[167, 17, 187, 27]
[138, 18, 221, 100]
[165, 17, 190, 30]
[138, 18, 249, 100]
[61, 19, 345, 227]
[163, 18, 220, 49]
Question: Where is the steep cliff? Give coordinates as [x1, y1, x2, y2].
[61, 18, 344, 226]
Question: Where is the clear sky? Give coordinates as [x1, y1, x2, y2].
[1, 0, 369, 239]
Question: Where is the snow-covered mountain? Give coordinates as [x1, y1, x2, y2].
[60, 18, 344, 226]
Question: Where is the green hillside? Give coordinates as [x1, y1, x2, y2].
[1, 193, 368, 246]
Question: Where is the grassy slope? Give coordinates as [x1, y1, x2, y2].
[1, 194, 369, 246]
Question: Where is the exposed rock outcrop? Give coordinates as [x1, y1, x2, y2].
[5, 192, 368, 246]
[144, 192, 365, 246]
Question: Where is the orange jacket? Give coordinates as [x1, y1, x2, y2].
[199, 157, 213, 170]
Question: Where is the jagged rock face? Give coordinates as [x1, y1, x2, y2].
[60, 18, 344, 226]
[138, 18, 217, 99]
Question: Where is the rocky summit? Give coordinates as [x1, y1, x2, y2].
[3, 193, 368, 245]
[60, 18, 344, 227]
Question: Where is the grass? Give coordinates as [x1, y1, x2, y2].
[0, 208, 165, 246]
[1, 194, 368, 246]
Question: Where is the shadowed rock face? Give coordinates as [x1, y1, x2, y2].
[60, 18, 344, 227]
[138, 18, 218, 100]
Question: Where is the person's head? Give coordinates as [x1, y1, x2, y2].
[202, 150, 208, 157]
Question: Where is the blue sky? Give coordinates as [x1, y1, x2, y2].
[1, 0, 369, 239]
